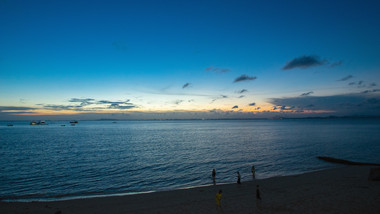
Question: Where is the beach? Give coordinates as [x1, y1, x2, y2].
[1, 165, 379, 214]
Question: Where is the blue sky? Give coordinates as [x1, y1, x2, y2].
[1, 0, 379, 120]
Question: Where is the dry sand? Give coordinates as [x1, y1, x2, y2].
[1, 166, 380, 214]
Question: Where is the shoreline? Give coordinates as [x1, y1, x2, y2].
[1, 165, 379, 214]
[0, 165, 336, 203]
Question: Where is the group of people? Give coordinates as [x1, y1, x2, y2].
[212, 165, 256, 185]
[213, 165, 260, 210]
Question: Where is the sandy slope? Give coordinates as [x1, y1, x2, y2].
[1, 166, 380, 214]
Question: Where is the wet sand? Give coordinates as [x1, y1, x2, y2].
[1, 166, 380, 214]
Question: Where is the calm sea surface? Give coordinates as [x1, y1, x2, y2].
[1, 119, 379, 201]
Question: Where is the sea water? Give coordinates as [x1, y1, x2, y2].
[1, 119, 379, 201]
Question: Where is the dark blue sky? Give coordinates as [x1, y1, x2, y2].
[1, 0, 379, 119]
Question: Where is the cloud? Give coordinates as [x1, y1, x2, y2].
[69, 98, 95, 106]
[282, 55, 326, 70]
[338, 75, 353, 81]
[205, 66, 231, 73]
[361, 89, 380, 94]
[300, 91, 314, 96]
[268, 92, 380, 115]
[205, 66, 213, 71]
[348, 81, 377, 88]
[43, 105, 83, 111]
[211, 95, 228, 103]
[232, 105, 239, 109]
[330, 60, 343, 67]
[97, 100, 132, 105]
[238, 95, 245, 98]
[237, 89, 248, 94]
[174, 100, 184, 105]
[234, 75, 257, 83]
[97, 99, 136, 109]
[182, 83, 191, 89]
[249, 102, 256, 106]
[40, 99, 136, 111]
[220, 68, 230, 72]
[108, 103, 136, 109]
[0, 106, 37, 111]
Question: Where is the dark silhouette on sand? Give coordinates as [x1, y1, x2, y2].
[212, 169, 216, 185]
[251, 165, 255, 178]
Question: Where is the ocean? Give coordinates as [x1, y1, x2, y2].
[1, 119, 379, 201]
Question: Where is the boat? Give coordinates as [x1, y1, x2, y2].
[30, 121, 40, 125]
[7, 124, 13, 127]
[30, 120, 47, 125]
[70, 120, 78, 124]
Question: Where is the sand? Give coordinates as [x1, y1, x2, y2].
[1, 166, 380, 214]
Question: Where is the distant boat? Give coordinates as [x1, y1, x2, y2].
[70, 121, 78, 124]
[30, 121, 40, 125]
[7, 124, 13, 127]
[30, 120, 47, 125]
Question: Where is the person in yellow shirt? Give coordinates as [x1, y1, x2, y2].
[216, 189, 222, 209]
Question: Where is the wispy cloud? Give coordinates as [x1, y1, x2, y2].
[330, 60, 343, 67]
[182, 83, 191, 89]
[234, 75, 257, 83]
[237, 89, 248, 94]
[282, 55, 326, 70]
[211, 95, 228, 103]
[338, 75, 353, 81]
[43, 105, 83, 111]
[41, 98, 137, 111]
[69, 98, 95, 106]
[174, 100, 184, 105]
[205, 66, 231, 73]
[249, 102, 256, 106]
[0, 106, 37, 111]
[300, 91, 314, 96]
[361, 89, 380, 94]
[108, 103, 136, 109]
[232, 105, 239, 109]
[97, 100, 132, 105]
[348, 81, 377, 88]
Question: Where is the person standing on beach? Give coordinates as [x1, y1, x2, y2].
[216, 189, 222, 210]
[237, 171, 241, 184]
[251, 165, 255, 178]
[212, 169, 216, 185]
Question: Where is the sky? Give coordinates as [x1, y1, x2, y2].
[1, 0, 380, 120]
